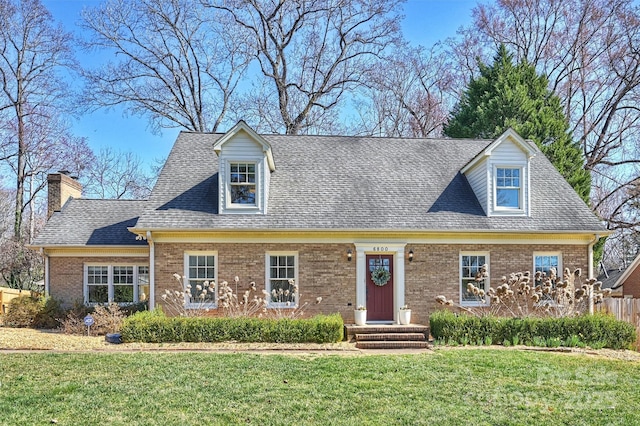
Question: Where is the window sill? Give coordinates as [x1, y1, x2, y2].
[184, 302, 218, 310]
[267, 304, 298, 309]
[222, 205, 262, 215]
[460, 301, 489, 307]
[490, 208, 527, 217]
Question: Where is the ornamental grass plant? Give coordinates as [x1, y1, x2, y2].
[160, 274, 322, 319]
[437, 266, 612, 318]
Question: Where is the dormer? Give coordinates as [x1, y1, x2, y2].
[213, 121, 276, 215]
[461, 128, 538, 217]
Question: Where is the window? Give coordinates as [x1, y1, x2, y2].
[113, 266, 134, 303]
[534, 253, 561, 285]
[86, 266, 109, 304]
[230, 162, 256, 205]
[137, 266, 150, 302]
[496, 167, 521, 208]
[184, 252, 217, 307]
[460, 253, 489, 306]
[84, 265, 148, 304]
[266, 253, 298, 308]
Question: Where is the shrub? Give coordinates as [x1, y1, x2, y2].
[429, 310, 636, 350]
[33, 298, 65, 329]
[3, 296, 65, 328]
[3, 296, 43, 327]
[120, 310, 343, 344]
[62, 303, 127, 336]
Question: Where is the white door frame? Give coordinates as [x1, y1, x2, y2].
[355, 242, 406, 324]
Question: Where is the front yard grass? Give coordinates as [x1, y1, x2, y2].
[1, 349, 639, 425]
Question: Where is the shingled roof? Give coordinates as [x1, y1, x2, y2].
[33, 130, 605, 247]
[33, 199, 147, 247]
[134, 131, 603, 232]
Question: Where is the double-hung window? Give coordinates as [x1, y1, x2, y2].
[230, 162, 256, 205]
[85, 265, 148, 304]
[266, 253, 298, 308]
[534, 253, 561, 285]
[86, 266, 109, 303]
[460, 253, 489, 306]
[496, 167, 521, 209]
[184, 252, 217, 308]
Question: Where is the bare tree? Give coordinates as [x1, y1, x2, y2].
[0, 0, 74, 241]
[456, 0, 640, 265]
[0, 105, 94, 243]
[82, 147, 154, 200]
[0, 237, 42, 289]
[354, 44, 455, 137]
[81, 0, 251, 133]
[207, 0, 404, 135]
[0, 180, 13, 241]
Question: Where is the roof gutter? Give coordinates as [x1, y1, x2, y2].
[127, 227, 612, 236]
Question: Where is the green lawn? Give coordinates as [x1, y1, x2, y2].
[1, 349, 639, 425]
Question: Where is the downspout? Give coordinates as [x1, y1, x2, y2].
[147, 231, 155, 310]
[588, 234, 600, 280]
[41, 248, 49, 297]
[588, 234, 600, 315]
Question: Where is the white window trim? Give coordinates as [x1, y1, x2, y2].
[459, 252, 490, 307]
[533, 252, 562, 279]
[183, 251, 218, 310]
[493, 165, 525, 214]
[221, 157, 263, 213]
[533, 252, 563, 307]
[83, 263, 148, 305]
[265, 251, 298, 309]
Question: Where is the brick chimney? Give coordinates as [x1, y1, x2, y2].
[47, 171, 82, 219]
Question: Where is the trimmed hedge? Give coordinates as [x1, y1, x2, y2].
[430, 310, 636, 350]
[120, 310, 344, 343]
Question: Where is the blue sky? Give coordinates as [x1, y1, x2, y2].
[43, 0, 477, 166]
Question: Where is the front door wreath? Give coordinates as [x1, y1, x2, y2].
[371, 266, 391, 286]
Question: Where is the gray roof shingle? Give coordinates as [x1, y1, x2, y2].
[33, 199, 147, 247]
[33, 131, 605, 247]
[134, 131, 604, 232]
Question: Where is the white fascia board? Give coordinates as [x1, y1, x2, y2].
[461, 128, 537, 174]
[213, 120, 276, 171]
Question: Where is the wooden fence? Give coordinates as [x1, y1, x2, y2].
[596, 297, 640, 328]
[0, 287, 33, 315]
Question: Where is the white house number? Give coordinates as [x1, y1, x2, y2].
[372, 247, 389, 252]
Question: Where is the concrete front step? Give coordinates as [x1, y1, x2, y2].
[356, 340, 429, 350]
[355, 332, 426, 342]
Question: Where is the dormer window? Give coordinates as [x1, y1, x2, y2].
[460, 129, 536, 217]
[230, 162, 256, 205]
[213, 121, 276, 215]
[496, 167, 521, 209]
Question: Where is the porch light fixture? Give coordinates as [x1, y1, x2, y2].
[408, 249, 414, 262]
[347, 249, 352, 261]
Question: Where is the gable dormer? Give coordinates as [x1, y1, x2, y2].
[461, 128, 538, 217]
[213, 121, 275, 215]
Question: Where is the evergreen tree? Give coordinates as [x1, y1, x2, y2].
[444, 45, 591, 203]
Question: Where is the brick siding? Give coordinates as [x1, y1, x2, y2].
[48, 256, 148, 306]
[622, 265, 640, 298]
[48, 243, 589, 322]
[155, 242, 588, 324]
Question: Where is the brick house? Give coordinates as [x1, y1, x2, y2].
[599, 254, 640, 298]
[32, 122, 606, 324]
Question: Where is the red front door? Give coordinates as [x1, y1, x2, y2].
[366, 254, 394, 321]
